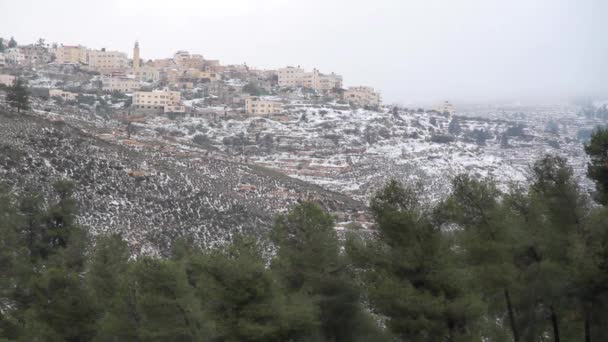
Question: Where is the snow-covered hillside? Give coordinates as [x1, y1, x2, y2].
[137, 103, 596, 202]
[0, 110, 364, 254]
[1, 94, 602, 255]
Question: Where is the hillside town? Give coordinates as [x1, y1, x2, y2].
[0, 37, 383, 118]
[0, 34, 606, 249]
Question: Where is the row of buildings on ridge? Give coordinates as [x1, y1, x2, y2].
[1, 38, 385, 116]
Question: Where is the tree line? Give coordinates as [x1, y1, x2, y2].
[1, 128, 608, 341]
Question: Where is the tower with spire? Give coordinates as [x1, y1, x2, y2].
[133, 41, 140, 69]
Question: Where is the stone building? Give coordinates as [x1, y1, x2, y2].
[55, 45, 88, 64]
[245, 96, 283, 116]
[343, 86, 381, 107]
[87, 49, 128, 73]
[133, 89, 182, 114]
[277, 66, 342, 91]
[102, 76, 140, 93]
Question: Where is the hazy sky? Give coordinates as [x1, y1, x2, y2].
[1, 0, 606, 104]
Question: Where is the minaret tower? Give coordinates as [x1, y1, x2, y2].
[133, 41, 140, 70]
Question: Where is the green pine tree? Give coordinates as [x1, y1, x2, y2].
[88, 234, 140, 342]
[584, 127, 608, 204]
[17, 181, 97, 342]
[6, 78, 29, 113]
[347, 181, 483, 341]
[442, 174, 520, 342]
[131, 257, 207, 341]
[569, 205, 608, 342]
[22, 267, 98, 342]
[272, 201, 389, 342]
[507, 155, 588, 341]
[0, 185, 28, 340]
[179, 235, 317, 341]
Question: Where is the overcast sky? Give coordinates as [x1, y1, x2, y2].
[1, 0, 606, 104]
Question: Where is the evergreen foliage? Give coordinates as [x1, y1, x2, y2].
[347, 180, 484, 341]
[1, 152, 607, 341]
[585, 127, 608, 204]
[7, 37, 17, 48]
[242, 82, 267, 96]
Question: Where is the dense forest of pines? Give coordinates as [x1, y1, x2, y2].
[1, 128, 608, 342]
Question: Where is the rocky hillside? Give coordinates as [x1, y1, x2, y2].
[0, 110, 364, 255]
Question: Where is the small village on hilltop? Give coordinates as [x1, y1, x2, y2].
[0, 37, 390, 119]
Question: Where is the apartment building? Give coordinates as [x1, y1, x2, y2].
[132, 89, 181, 114]
[245, 97, 283, 116]
[101, 76, 140, 93]
[277, 66, 342, 91]
[55, 45, 87, 64]
[343, 86, 381, 107]
[88, 49, 128, 72]
[49, 89, 78, 101]
[0, 74, 16, 86]
[277, 66, 306, 88]
[316, 73, 343, 91]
